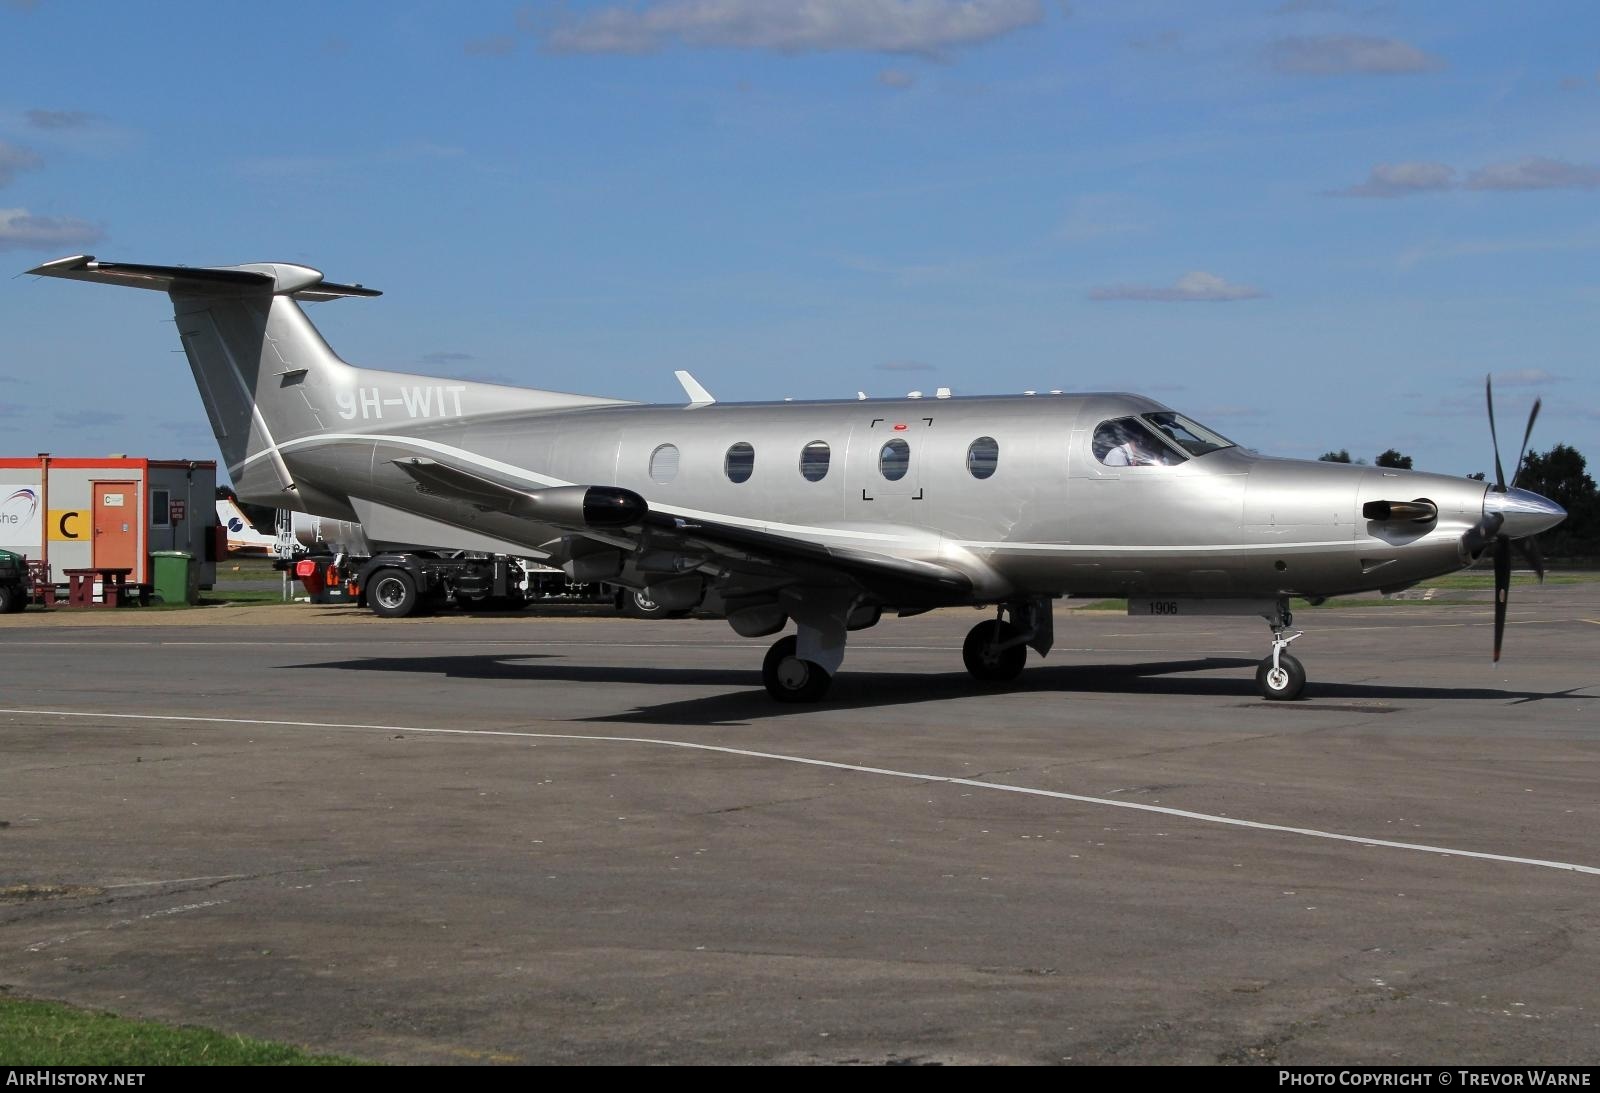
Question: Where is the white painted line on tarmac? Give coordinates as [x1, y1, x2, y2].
[103, 874, 250, 890]
[4, 706, 1598, 880]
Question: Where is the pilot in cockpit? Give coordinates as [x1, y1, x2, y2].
[1095, 419, 1164, 466]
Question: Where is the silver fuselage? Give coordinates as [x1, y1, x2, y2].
[265, 387, 1489, 605]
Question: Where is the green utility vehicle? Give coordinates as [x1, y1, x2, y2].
[0, 549, 29, 613]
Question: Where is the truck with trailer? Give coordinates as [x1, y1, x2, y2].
[223, 498, 674, 617]
[302, 549, 672, 617]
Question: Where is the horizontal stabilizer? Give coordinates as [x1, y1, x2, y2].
[27, 255, 380, 300]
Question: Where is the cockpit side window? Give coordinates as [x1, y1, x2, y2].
[1142, 412, 1234, 457]
[1092, 417, 1186, 467]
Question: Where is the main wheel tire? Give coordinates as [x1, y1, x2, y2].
[762, 635, 832, 703]
[1256, 652, 1307, 701]
[963, 620, 1028, 682]
[368, 569, 422, 618]
[623, 589, 671, 619]
[0, 584, 18, 614]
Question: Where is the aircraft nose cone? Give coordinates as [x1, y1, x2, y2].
[1484, 486, 1566, 538]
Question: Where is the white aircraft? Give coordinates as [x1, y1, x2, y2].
[216, 497, 275, 555]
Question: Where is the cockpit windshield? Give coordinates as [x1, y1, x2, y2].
[1141, 412, 1235, 457]
[1092, 417, 1186, 466]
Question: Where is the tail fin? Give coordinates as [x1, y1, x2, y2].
[29, 255, 631, 519]
[28, 256, 374, 509]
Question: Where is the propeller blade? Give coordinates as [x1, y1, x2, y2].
[1492, 536, 1510, 663]
[1509, 396, 1542, 491]
[1516, 536, 1546, 583]
[1486, 374, 1506, 491]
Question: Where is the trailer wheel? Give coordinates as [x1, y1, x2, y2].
[368, 569, 422, 618]
[0, 584, 20, 614]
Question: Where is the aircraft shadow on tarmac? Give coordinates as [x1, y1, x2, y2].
[292, 654, 1588, 726]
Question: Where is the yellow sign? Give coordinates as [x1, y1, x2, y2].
[48, 509, 86, 541]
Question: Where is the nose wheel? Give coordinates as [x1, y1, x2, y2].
[762, 635, 832, 703]
[1256, 608, 1306, 700]
[1256, 650, 1306, 700]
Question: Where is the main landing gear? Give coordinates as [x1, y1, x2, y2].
[762, 634, 833, 703]
[962, 599, 1053, 685]
[1256, 602, 1306, 701]
[759, 596, 1055, 702]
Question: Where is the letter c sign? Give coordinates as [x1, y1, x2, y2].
[48, 509, 86, 541]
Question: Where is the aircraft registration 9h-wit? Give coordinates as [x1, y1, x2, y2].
[28, 256, 1566, 702]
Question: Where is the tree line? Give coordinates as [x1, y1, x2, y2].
[1319, 444, 1599, 559]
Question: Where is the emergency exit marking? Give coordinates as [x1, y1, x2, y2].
[102, 493, 124, 507]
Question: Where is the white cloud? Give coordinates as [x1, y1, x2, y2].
[877, 67, 917, 88]
[541, 0, 1047, 57]
[0, 208, 104, 252]
[1268, 35, 1444, 75]
[0, 141, 43, 187]
[1491, 369, 1568, 388]
[1465, 157, 1600, 192]
[1329, 161, 1455, 198]
[1089, 271, 1265, 303]
[25, 109, 97, 130]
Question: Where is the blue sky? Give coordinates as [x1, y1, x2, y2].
[2, 0, 1596, 481]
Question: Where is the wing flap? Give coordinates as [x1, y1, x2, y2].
[641, 511, 972, 601]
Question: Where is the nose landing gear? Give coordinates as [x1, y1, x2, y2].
[1256, 603, 1306, 700]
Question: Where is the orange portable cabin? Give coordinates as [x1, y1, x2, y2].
[0, 455, 221, 593]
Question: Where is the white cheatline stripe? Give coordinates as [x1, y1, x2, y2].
[4, 707, 1596, 879]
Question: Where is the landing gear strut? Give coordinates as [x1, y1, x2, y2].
[1256, 601, 1306, 701]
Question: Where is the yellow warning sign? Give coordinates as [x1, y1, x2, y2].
[48, 509, 87, 541]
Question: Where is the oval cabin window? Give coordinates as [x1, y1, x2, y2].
[879, 438, 911, 481]
[649, 443, 680, 484]
[725, 442, 755, 483]
[966, 436, 999, 479]
[799, 440, 830, 482]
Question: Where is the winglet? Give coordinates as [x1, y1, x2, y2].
[674, 370, 715, 406]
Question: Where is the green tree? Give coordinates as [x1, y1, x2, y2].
[1319, 449, 1352, 463]
[1375, 449, 1413, 470]
[1515, 443, 1599, 558]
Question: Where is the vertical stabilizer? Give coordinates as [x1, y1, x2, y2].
[27, 257, 374, 508]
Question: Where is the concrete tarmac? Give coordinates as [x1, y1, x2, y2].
[2, 589, 1598, 1064]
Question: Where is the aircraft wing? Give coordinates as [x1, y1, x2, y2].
[390, 457, 972, 602]
[637, 511, 974, 603]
